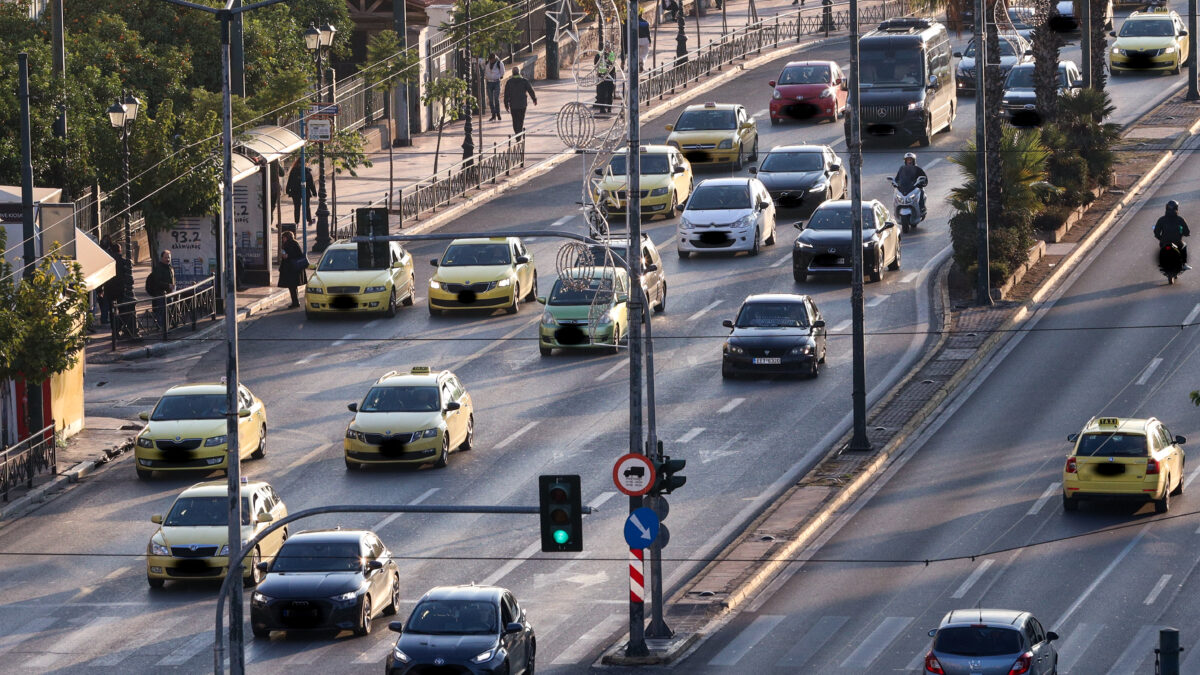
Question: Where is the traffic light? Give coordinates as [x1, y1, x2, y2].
[538, 474, 582, 552]
[654, 456, 686, 495]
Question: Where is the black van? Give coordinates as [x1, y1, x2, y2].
[847, 18, 956, 147]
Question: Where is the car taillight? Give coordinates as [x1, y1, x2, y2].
[1008, 651, 1033, 675]
[924, 651, 945, 674]
[1147, 458, 1160, 474]
[1065, 457, 1077, 473]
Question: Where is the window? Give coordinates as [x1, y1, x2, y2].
[367, 536, 385, 560]
[1028, 618, 1045, 644]
[441, 385, 453, 407]
[502, 595, 518, 624]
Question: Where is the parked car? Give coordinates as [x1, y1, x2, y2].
[792, 199, 901, 283]
[924, 609, 1059, 675]
[677, 177, 777, 258]
[954, 33, 1032, 94]
[749, 144, 846, 213]
[721, 294, 827, 379]
[767, 60, 848, 124]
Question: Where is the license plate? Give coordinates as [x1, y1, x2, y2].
[899, 207, 911, 215]
[752, 357, 781, 365]
[836, 257, 846, 265]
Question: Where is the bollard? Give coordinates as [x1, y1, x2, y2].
[1157, 627, 1182, 675]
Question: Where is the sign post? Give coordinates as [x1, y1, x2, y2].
[613, 453, 656, 497]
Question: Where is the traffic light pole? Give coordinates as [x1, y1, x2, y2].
[643, 304, 672, 639]
[846, 0, 871, 452]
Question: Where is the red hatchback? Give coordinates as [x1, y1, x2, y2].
[769, 61, 847, 124]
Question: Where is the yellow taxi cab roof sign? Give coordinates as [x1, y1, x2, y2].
[1097, 417, 1121, 428]
[408, 366, 432, 374]
[704, 101, 717, 107]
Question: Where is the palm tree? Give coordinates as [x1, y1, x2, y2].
[1030, 0, 1065, 124]
[1087, 0, 1109, 90]
[1054, 88, 1120, 187]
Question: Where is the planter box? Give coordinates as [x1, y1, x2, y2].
[1037, 186, 1106, 243]
[993, 240, 1046, 301]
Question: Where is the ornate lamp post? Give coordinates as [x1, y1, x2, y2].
[107, 91, 140, 282]
[306, 22, 336, 251]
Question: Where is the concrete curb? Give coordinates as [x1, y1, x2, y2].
[0, 439, 133, 525]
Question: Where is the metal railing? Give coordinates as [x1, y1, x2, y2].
[110, 275, 217, 349]
[1, 423, 57, 503]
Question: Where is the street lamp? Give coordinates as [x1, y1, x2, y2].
[107, 91, 140, 297]
[307, 21, 336, 251]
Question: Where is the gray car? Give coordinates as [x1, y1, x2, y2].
[955, 34, 1031, 93]
[924, 609, 1059, 675]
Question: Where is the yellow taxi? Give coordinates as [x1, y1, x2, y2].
[343, 367, 474, 470]
[428, 237, 537, 315]
[146, 479, 288, 588]
[1062, 416, 1187, 513]
[665, 102, 759, 170]
[1109, 9, 1190, 75]
[304, 240, 415, 318]
[134, 383, 268, 480]
[536, 266, 630, 356]
[593, 145, 694, 218]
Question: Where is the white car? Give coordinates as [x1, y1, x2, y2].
[677, 177, 777, 258]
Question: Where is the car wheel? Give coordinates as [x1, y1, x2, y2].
[918, 115, 932, 147]
[1173, 462, 1185, 495]
[1155, 483, 1171, 513]
[539, 344, 552, 357]
[252, 624, 270, 639]
[526, 272, 538, 301]
[888, 244, 902, 271]
[831, 103, 841, 122]
[345, 458, 361, 471]
[460, 414, 474, 451]
[136, 467, 152, 481]
[734, 147, 744, 171]
[527, 642, 536, 674]
[507, 289, 521, 314]
[749, 138, 759, 162]
[765, 221, 776, 246]
[244, 548, 263, 588]
[250, 425, 266, 460]
[434, 435, 450, 469]
[1173, 61, 1182, 76]
[807, 359, 820, 379]
[385, 289, 398, 318]
[653, 282, 666, 313]
[147, 577, 165, 589]
[946, 102, 955, 133]
[793, 267, 808, 283]
[721, 360, 735, 379]
[677, 248, 688, 259]
[1062, 493, 1078, 512]
[383, 573, 401, 615]
[402, 276, 415, 306]
[749, 228, 760, 256]
[667, 193, 678, 221]
[819, 344, 827, 364]
[869, 256, 883, 283]
[354, 594, 373, 636]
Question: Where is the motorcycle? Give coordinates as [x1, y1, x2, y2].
[1159, 241, 1185, 284]
[887, 175, 927, 233]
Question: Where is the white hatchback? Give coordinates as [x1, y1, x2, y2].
[677, 177, 777, 258]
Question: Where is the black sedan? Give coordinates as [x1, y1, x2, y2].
[386, 585, 536, 675]
[749, 144, 846, 213]
[250, 529, 400, 638]
[722, 294, 827, 379]
[792, 199, 901, 283]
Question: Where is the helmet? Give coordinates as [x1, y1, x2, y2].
[1167, 200, 1180, 212]
[904, 152, 917, 164]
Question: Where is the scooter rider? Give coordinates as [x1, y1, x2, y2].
[1154, 199, 1191, 271]
[895, 152, 927, 218]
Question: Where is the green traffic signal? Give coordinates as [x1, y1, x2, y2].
[553, 529, 569, 544]
[539, 474, 583, 552]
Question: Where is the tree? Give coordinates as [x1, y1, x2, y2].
[1087, 0, 1109, 90]
[440, 0, 522, 59]
[1030, 0, 1065, 125]
[421, 76, 474, 175]
[363, 30, 419, 204]
[1053, 88, 1120, 189]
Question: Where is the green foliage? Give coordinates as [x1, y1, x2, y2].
[1053, 89, 1120, 189]
[441, 0, 522, 58]
[363, 30, 419, 96]
[421, 76, 474, 175]
[325, 130, 373, 178]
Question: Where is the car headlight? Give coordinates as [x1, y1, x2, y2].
[204, 435, 227, 447]
[417, 428, 439, 439]
[1001, 98, 1012, 105]
[1111, 47, 1121, 55]
[392, 647, 411, 663]
[217, 541, 248, 557]
[725, 343, 744, 355]
[819, 87, 833, 99]
[718, 138, 734, 149]
[346, 428, 366, 442]
[429, 279, 441, 289]
[794, 240, 813, 249]
[364, 285, 387, 293]
[541, 313, 558, 327]
[808, 181, 828, 193]
[496, 278, 512, 287]
[789, 343, 815, 356]
[472, 648, 498, 663]
[649, 187, 668, 196]
[597, 313, 614, 326]
[150, 542, 170, 556]
[1165, 46, 1177, 54]
[137, 436, 154, 448]
[680, 216, 693, 229]
[737, 214, 756, 229]
[252, 591, 271, 604]
[667, 140, 680, 148]
[306, 286, 324, 294]
[772, 89, 781, 100]
[907, 100, 923, 110]
[332, 591, 357, 602]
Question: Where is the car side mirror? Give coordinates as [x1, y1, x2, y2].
[1067, 433, 1079, 442]
[536, 296, 546, 304]
[831, 161, 842, 171]
[505, 622, 523, 634]
[516, 255, 530, 264]
[151, 514, 163, 524]
[741, 121, 754, 130]
[307, 263, 317, 270]
[429, 258, 439, 267]
[645, 263, 658, 272]
[673, 165, 685, 174]
[1176, 435, 1187, 445]
[953, 51, 962, 58]
[1182, 29, 1190, 36]
[1024, 49, 1032, 56]
[255, 561, 270, 572]
[927, 75, 938, 89]
[257, 511, 273, 524]
[928, 629, 937, 638]
[675, 203, 686, 214]
[721, 319, 734, 328]
[884, 221, 896, 230]
[886, 176, 897, 186]
[793, 221, 805, 230]
[813, 319, 825, 329]
[594, 168, 604, 176]
[347, 403, 358, 412]
[388, 621, 404, 633]
[238, 409, 252, 418]
[664, 123, 674, 131]
[748, 166, 757, 175]
[444, 401, 461, 412]
[768, 80, 776, 87]
[367, 559, 384, 571]
[138, 411, 150, 421]
[1109, 30, 1116, 37]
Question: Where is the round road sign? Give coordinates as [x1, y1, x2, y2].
[613, 453, 656, 496]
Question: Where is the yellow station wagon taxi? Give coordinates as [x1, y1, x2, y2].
[593, 145, 694, 218]
[344, 367, 474, 470]
[135, 383, 267, 480]
[665, 102, 759, 169]
[146, 479, 288, 588]
[305, 241, 415, 318]
[1109, 9, 1190, 75]
[428, 237, 537, 315]
[1062, 416, 1187, 513]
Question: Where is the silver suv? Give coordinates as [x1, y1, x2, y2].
[924, 609, 1059, 675]
[581, 235, 667, 313]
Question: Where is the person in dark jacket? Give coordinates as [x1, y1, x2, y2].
[503, 67, 538, 134]
[637, 12, 651, 71]
[1154, 200, 1191, 270]
[894, 152, 928, 217]
[146, 249, 176, 331]
[110, 243, 141, 339]
[97, 235, 116, 325]
[277, 231, 307, 308]
[594, 45, 618, 114]
[286, 159, 316, 226]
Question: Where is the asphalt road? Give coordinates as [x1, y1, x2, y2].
[0, 14, 1187, 673]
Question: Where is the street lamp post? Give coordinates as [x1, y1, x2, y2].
[107, 91, 140, 281]
[306, 22, 336, 251]
[462, 0, 475, 165]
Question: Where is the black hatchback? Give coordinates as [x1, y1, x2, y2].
[386, 585, 536, 675]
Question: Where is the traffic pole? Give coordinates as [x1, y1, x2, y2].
[629, 548, 645, 604]
[1189, 0, 1199, 100]
[845, 0, 870, 452]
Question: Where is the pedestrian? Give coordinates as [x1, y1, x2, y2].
[483, 53, 505, 121]
[286, 159, 316, 226]
[503, 66, 538, 134]
[638, 9, 652, 72]
[661, 0, 679, 21]
[110, 243, 140, 339]
[96, 235, 116, 325]
[146, 249, 176, 332]
[277, 231, 306, 308]
[594, 45, 617, 114]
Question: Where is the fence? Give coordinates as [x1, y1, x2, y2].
[0, 423, 57, 503]
[110, 275, 217, 349]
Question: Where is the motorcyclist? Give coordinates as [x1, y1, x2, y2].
[894, 152, 927, 218]
[1154, 200, 1191, 270]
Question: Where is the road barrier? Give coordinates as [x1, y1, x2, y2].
[0, 423, 57, 503]
[110, 275, 217, 349]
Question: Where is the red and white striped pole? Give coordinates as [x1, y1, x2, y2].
[629, 548, 645, 604]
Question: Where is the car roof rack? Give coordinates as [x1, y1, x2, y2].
[877, 17, 934, 32]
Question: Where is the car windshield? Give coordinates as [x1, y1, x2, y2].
[440, 243, 512, 266]
[934, 626, 1022, 657]
[271, 541, 363, 573]
[687, 185, 751, 210]
[1008, 9, 1033, 28]
[963, 38, 1019, 57]
[359, 385, 440, 413]
[1005, 66, 1069, 89]
[759, 152, 826, 172]
[1120, 19, 1175, 37]
[580, 245, 631, 267]
[735, 302, 810, 328]
[548, 276, 619, 305]
[406, 600, 499, 635]
[607, 154, 671, 175]
[673, 109, 737, 130]
[859, 47, 923, 86]
[1076, 432, 1148, 457]
[806, 206, 876, 231]
[778, 65, 830, 84]
[317, 248, 373, 271]
[152, 394, 226, 421]
[165, 496, 251, 527]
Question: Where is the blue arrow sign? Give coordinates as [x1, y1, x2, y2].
[624, 507, 660, 549]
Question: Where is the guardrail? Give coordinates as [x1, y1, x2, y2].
[1, 423, 57, 503]
[110, 275, 217, 349]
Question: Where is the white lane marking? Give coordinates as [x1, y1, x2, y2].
[0, 616, 56, 658]
[284, 641, 337, 665]
[688, 300, 722, 321]
[294, 353, 318, 365]
[1055, 624, 1103, 675]
[1135, 357, 1163, 385]
[589, 491, 618, 510]
[831, 319, 851, 334]
[1185, 302, 1200, 326]
[926, 157, 943, 169]
[1186, 462, 1200, 493]
[866, 294, 888, 307]
[596, 360, 626, 381]
[372, 488, 440, 531]
[950, 559, 995, 599]
[839, 616, 912, 669]
[496, 421, 538, 449]
[24, 615, 121, 669]
[770, 254, 790, 268]
[1027, 482, 1061, 516]
[1144, 574, 1172, 605]
[717, 398, 745, 414]
[1054, 525, 1150, 628]
[551, 613, 625, 665]
[481, 541, 541, 587]
[103, 565, 131, 581]
[550, 215, 573, 228]
[707, 614, 786, 666]
[676, 427, 704, 443]
[365, 319, 381, 329]
[331, 332, 359, 347]
[753, 109, 768, 119]
[93, 615, 189, 666]
[900, 272, 918, 284]
[353, 636, 396, 664]
[777, 615, 848, 668]
[905, 647, 928, 673]
[156, 632, 214, 666]
[1106, 624, 1162, 675]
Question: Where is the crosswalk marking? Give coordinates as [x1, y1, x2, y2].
[93, 615, 189, 666]
[1056, 623, 1103, 674]
[353, 634, 396, 664]
[156, 632, 213, 667]
[867, 294, 888, 307]
[552, 613, 624, 665]
[950, 559, 994, 599]
[24, 615, 119, 669]
[1106, 624, 1161, 675]
[676, 427, 704, 443]
[481, 541, 541, 587]
[776, 615, 848, 668]
[708, 614, 785, 666]
[839, 616, 911, 670]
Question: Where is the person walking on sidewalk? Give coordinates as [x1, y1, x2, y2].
[286, 159, 316, 226]
[503, 67, 537, 134]
[111, 243, 141, 340]
[638, 10, 652, 72]
[594, 45, 618, 114]
[278, 231, 307, 308]
[484, 54, 505, 121]
[146, 249, 176, 332]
